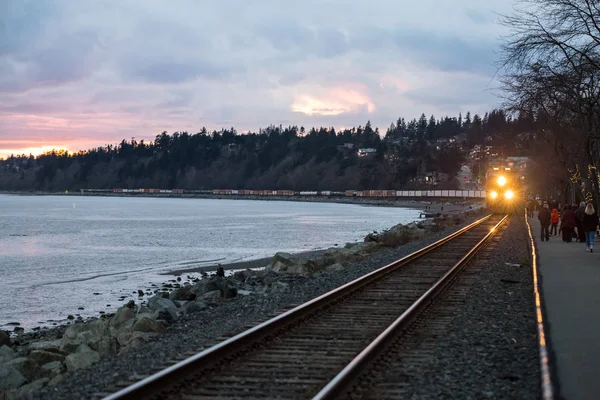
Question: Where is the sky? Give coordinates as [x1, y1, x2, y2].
[0, 0, 515, 158]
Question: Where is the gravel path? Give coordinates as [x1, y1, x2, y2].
[358, 215, 540, 399]
[39, 212, 486, 399]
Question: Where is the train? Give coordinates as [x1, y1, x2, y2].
[79, 188, 488, 198]
[485, 165, 524, 213]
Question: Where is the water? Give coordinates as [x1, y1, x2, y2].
[0, 195, 422, 330]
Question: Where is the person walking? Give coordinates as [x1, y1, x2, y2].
[538, 203, 551, 241]
[575, 201, 586, 242]
[550, 208, 559, 236]
[583, 203, 599, 252]
[561, 205, 577, 243]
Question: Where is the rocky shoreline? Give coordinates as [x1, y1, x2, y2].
[0, 209, 488, 399]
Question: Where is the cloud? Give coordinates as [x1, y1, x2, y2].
[0, 0, 513, 156]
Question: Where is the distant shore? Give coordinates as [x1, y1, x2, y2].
[0, 190, 482, 214]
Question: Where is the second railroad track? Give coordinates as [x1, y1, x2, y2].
[104, 213, 508, 399]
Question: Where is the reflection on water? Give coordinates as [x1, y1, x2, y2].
[0, 195, 421, 329]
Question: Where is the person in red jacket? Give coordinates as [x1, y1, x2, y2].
[550, 208, 559, 236]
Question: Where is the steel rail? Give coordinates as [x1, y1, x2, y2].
[312, 214, 509, 400]
[103, 214, 494, 400]
[523, 208, 554, 400]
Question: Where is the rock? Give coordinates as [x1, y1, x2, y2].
[237, 289, 253, 296]
[207, 277, 238, 298]
[323, 247, 361, 265]
[182, 301, 207, 314]
[132, 317, 163, 334]
[124, 332, 159, 349]
[64, 344, 100, 372]
[346, 241, 382, 254]
[67, 315, 74, 320]
[40, 361, 64, 379]
[169, 287, 196, 301]
[13, 327, 24, 335]
[27, 340, 62, 352]
[125, 300, 136, 309]
[325, 263, 344, 272]
[147, 296, 179, 321]
[202, 290, 222, 305]
[110, 306, 136, 329]
[138, 289, 144, 297]
[267, 252, 301, 273]
[0, 345, 17, 363]
[28, 350, 65, 366]
[232, 270, 249, 282]
[60, 320, 117, 355]
[151, 310, 177, 325]
[3, 357, 41, 381]
[5, 377, 50, 400]
[0, 330, 10, 346]
[0, 364, 27, 391]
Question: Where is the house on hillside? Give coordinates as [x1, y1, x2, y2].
[357, 148, 377, 157]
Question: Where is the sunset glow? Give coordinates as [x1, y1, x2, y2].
[1, 1, 508, 156]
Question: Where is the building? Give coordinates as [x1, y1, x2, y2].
[357, 148, 377, 157]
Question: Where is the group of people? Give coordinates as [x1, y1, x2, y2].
[534, 200, 599, 252]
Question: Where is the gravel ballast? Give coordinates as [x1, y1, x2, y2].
[37, 212, 491, 399]
[359, 215, 540, 399]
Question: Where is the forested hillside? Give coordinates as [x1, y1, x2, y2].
[0, 110, 535, 191]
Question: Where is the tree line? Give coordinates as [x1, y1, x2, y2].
[499, 0, 600, 205]
[0, 109, 539, 192]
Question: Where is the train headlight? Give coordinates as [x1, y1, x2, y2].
[497, 176, 507, 186]
[490, 191, 498, 199]
[505, 190, 514, 199]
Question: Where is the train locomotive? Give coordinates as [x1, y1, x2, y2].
[485, 166, 523, 214]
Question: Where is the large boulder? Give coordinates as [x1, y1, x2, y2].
[60, 320, 117, 355]
[132, 317, 163, 334]
[147, 296, 179, 321]
[110, 306, 136, 329]
[0, 345, 17, 363]
[202, 290, 222, 305]
[4, 377, 50, 400]
[266, 252, 300, 273]
[192, 277, 237, 299]
[363, 222, 425, 247]
[169, 287, 196, 301]
[28, 350, 65, 366]
[0, 330, 10, 347]
[41, 361, 64, 379]
[64, 344, 100, 372]
[0, 364, 27, 391]
[323, 247, 361, 265]
[3, 357, 41, 382]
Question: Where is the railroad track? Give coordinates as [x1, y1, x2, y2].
[103, 214, 508, 400]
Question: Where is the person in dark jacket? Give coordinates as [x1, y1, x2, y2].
[576, 202, 586, 242]
[561, 205, 577, 242]
[216, 263, 225, 277]
[538, 203, 551, 241]
[583, 203, 599, 252]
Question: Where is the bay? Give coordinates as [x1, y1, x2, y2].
[0, 195, 421, 329]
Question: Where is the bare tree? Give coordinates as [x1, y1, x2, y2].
[499, 0, 600, 203]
